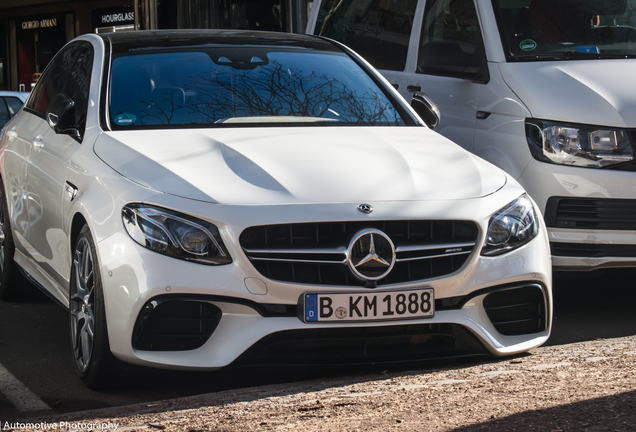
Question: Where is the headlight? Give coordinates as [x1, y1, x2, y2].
[526, 119, 634, 168]
[122, 204, 232, 265]
[482, 194, 539, 257]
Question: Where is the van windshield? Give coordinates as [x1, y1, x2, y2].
[493, 0, 636, 60]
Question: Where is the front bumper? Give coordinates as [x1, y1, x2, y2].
[97, 195, 552, 370]
[519, 159, 636, 270]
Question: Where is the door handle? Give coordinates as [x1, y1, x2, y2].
[407, 85, 422, 92]
[5, 128, 17, 139]
[31, 137, 44, 149]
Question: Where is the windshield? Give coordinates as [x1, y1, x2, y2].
[493, 0, 636, 60]
[108, 48, 406, 129]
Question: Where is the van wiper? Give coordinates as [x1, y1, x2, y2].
[510, 52, 633, 61]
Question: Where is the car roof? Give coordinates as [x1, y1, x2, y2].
[98, 29, 340, 55]
[0, 91, 30, 101]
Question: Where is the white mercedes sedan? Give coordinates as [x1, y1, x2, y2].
[0, 30, 552, 389]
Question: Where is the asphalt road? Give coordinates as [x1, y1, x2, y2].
[1, 268, 635, 421]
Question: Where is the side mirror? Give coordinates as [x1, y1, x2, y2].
[411, 92, 440, 129]
[47, 94, 80, 138]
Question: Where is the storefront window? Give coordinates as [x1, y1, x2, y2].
[158, 0, 291, 32]
[17, 15, 67, 90]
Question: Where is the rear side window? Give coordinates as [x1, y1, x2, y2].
[313, 0, 418, 71]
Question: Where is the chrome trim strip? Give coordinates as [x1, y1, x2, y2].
[246, 257, 347, 264]
[396, 242, 476, 253]
[243, 247, 347, 255]
[396, 250, 471, 262]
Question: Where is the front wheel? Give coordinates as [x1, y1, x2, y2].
[70, 225, 118, 389]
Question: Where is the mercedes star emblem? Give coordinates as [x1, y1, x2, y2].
[357, 204, 374, 214]
[347, 229, 396, 281]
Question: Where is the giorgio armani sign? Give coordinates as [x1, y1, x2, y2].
[20, 17, 59, 30]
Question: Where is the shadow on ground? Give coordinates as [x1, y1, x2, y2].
[450, 390, 636, 432]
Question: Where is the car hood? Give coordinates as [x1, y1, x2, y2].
[94, 127, 506, 205]
[499, 60, 636, 127]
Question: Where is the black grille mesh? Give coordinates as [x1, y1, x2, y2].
[132, 299, 222, 351]
[545, 197, 636, 230]
[239, 220, 479, 286]
[483, 285, 547, 336]
[233, 323, 488, 365]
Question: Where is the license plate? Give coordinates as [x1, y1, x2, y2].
[303, 288, 434, 323]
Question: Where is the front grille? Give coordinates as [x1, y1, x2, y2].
[545, 197, 636, 230]
[551, 242, 636, 258]
[483, 285, 547, 336]
[233, 323, 488, 365]
[240, 221, 479, 287]
[132, 298, 222, 351]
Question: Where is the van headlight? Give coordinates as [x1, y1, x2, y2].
[526, 119, 634, 168]
[122, 204, 232, 265]
[482, 195, 538, 256]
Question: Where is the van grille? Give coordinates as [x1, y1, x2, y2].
[545, 197, 636, 230]
[239, 221, 479, 287]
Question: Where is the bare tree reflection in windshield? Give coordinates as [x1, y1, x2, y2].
[110, 51, 404, 128]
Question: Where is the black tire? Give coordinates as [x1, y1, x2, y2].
[69, 225, 119, 389]
[0, 177, 19, 301]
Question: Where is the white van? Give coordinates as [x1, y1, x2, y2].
[307, 0, 636, 271]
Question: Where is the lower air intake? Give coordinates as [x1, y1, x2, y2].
[483, 285, 548, 336]
[132, 298, 222, 351]
[234, 323, 488, 365]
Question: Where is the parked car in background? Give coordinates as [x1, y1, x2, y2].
[308, 0, 636, 272]
[0, 30, 551, 389]
[0, 91, 29, 129]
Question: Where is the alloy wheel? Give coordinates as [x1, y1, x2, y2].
[70, 237, 95, 373]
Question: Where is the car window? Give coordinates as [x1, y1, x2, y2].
[29, 44, 81, 116]
[417, 0, 486, 78]
[313, 0, 418, 71]
[0, 98, 10, 128]
[28, 42, 93, 135]
[4, 97, 24, 117]
[109, 49, 406, 129]
[67, 45, 93, 135]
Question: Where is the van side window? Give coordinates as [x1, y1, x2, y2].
[313, 0, 418, 71]
[417, 0, 488, 81]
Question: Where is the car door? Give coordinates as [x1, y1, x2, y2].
[401, 0, 488, 152]
[3, 99, 50, 255]
[22, 42, 93, 293]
